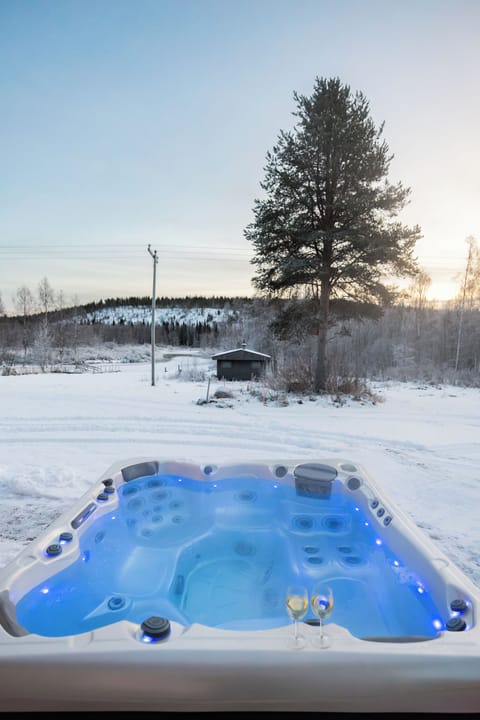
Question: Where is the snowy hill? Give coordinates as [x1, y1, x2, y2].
[82, 304, 240, 326]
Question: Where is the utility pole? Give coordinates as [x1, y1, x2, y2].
[147, 244, 158, 386]
[455, 236, 474, 373]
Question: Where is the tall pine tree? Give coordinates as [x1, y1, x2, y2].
[245, 77, 421, 392]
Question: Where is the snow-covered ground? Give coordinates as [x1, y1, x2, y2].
[1, 347, 479, 590]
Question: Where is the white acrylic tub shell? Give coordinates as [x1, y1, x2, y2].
[0, 456, 479, 713]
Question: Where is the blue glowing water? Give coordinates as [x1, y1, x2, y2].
[16, 474, 444, 638]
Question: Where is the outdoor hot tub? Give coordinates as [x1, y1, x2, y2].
[0, 457, 479, 712]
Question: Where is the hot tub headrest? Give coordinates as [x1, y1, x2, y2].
[121, 461, 159, 483]
[293, 463, 337, 499]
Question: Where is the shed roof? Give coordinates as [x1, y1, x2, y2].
[211, 346, 271, 361]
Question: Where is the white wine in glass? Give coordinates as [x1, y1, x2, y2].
[285, 583, 308, 650]
[310, 583, 334, 648]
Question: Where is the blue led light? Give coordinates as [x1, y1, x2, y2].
[141, 633, 158, 643]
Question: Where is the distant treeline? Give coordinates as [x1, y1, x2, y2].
[1, 294, 480, 390]
[6, 295, 253, 323]
[81, 295, 253, 314]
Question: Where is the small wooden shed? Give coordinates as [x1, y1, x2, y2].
[212, 341, 271, 381]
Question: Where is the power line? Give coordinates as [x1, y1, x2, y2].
[0, 246, 469, 265]
[0, 243, 252, 253]
[0, 250, 253, 264]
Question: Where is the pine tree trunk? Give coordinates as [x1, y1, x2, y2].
[314, 280, 330, 393]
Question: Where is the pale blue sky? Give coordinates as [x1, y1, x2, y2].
[1, 0, 479, 312]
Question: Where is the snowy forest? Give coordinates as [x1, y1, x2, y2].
[0, 276, 479, 392]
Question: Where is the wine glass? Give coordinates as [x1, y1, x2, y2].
[310, 582, 334, 648]
[285, 583, 308, 650]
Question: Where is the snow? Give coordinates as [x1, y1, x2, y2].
[1, 347, 480, 592]
[82, 304, 238, 325]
